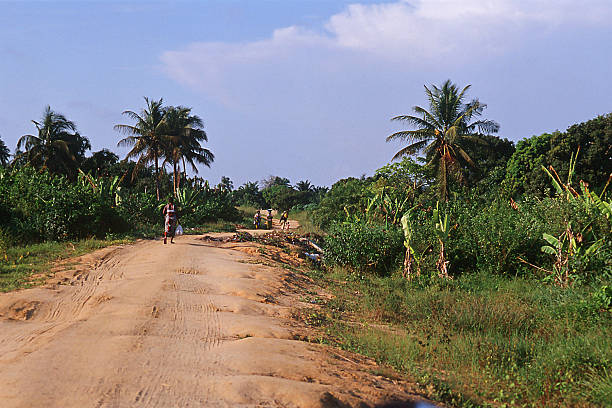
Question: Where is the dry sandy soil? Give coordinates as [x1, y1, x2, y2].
[0, 231, 436, 408]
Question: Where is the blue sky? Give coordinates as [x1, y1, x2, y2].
[1, 0, 611, 187]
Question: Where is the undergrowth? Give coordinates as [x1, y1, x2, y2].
[304, 268, 611, 407]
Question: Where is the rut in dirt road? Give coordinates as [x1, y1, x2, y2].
[0, 235, 433, 408]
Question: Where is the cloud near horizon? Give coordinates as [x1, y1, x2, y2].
[158, 0, 612, 185]
[161, 0, 611, 102]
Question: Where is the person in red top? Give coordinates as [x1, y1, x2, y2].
[162, 196, 179, 244]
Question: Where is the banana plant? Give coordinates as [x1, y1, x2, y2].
[579, 180, 612, 226]
[156, 186, 204, 217]
[433, 202, 451, 278]
[400, 208, 420, 279]
[542, 148, 611, 224]
[78, 170, 122, 206]
[366, 189, 411, 226]
[343, 205, 362, 223]
[175, 186, 203, 215]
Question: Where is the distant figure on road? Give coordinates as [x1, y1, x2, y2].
[266, 209, 273, 229]
[253, 210, 261, 229]
[279, 210, 289, 230]
[163, 196, 179, 244]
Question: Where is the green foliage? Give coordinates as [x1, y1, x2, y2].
[505, 113, 612, 196]
[387, 79, 500, 200]
[0, 167, 126, 243]
[16, 106, 91, 179]
[262, 185, 309, 211]
[116, 191, 160, 227]
[0, 135, 10, 166]
[312, 268, 612, 407]
[184, 189, 240, 224]
[81, 149, 119, 177]
[463, 134, 515, 187]
[312, 177, 372, 228]
[323, 222, 404, 275]
[233, 181, 265, 208]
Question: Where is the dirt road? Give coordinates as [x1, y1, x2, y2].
[0, 235, 432, 407]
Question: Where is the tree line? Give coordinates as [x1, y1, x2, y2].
[1, 97, 214, 201]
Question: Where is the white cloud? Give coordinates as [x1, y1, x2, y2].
[161, 0, 612, 99]
[324, 0, 612, 58]
[158, 0, 612, 185]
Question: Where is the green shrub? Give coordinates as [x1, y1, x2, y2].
[117, 191, 160, 227]
[323, 222, 404, 275]
[0, 167, 127, 243]
[312, 177, 372, 228]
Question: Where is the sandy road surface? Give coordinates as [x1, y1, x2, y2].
[0, 234, 432, 407]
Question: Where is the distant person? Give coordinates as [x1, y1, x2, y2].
[163, 196, 179, 244]
[266, 209, 273, 229]
[279, 210, 289, 230]
[253, 210, 261, 229]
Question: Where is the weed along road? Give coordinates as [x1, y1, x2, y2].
[0, 235, 432, 408]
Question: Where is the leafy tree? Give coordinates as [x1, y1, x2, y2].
[312, 177, 372, 228]
[505, 132, 553, 196]
[233, 181, 264, 207]
[463, 135, 515, 187]
[218, 176, 233, 192]
[262, 185, 308, 211]
[374, 156, 430, 190]
[311, 186, 329, 204]
[115, 97, 167, 200]
[387, 80, 499, 200]
[505, 113, 612, 196]
[261, 175, 290, 189]
[81, 149, 119, 177]
[0, 136, 9, 166]
[16, 106, 91, 177]
[162, 106, 213, 194]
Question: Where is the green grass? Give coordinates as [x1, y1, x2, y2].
[184, 220, 237, 234]
[289, 210, 325, 235]
[0, 238, 131, 292]
[305, 268, 612, 407]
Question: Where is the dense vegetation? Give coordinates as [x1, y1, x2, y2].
[0, 80, 610, 406]
[300, 81, 611, 407]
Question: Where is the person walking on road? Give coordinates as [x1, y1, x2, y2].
[163, 196, 179, 244]
[253, 210, 261, 229]
[279, 210, 289, 230]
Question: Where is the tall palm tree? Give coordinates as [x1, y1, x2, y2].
[115, 97, 167, 200]
[295, 180, 313, 192]
[0, 136, 9, 166]
[387, 80, 499, 200]
[16, 106, 89, 177]
[161, 106, 214, 194]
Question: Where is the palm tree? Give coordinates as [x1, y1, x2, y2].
[115, 97, 167, 200]
[16, 106, 90, 177]
[295, 180, 313, 192]
[161, 106, 214, 194]
[387, 80, 499, 200]
[0, 136, 9, 166]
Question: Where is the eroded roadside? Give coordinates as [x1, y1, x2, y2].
[0, 234, 437, 407]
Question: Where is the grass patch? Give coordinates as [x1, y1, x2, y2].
[290, 210, 325, 235]
[307, 268, 612, 407]
[184, 220, 237, 234]
[0, 238, 131, 292]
